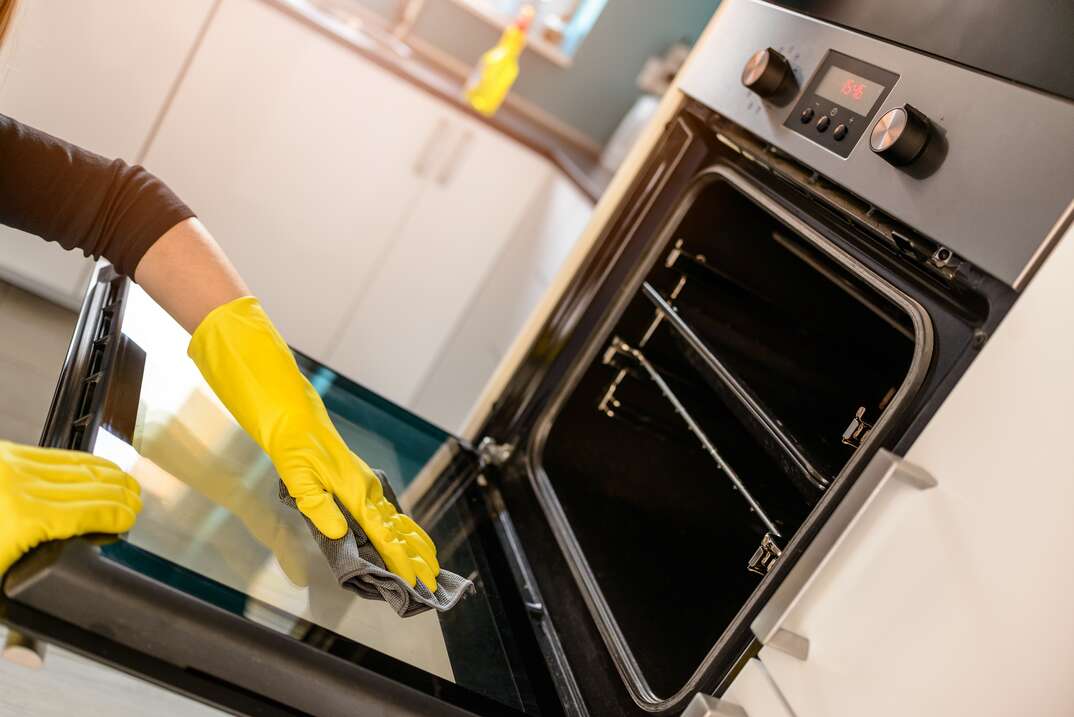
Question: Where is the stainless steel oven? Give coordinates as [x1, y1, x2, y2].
[3, 1, 1073, 715]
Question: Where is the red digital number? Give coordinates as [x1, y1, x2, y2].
[839, 77, 868, 101]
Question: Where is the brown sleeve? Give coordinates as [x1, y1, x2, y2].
[0, 113, 195, 277]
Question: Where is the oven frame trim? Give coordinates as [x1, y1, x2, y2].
[522, 163, 934, 712]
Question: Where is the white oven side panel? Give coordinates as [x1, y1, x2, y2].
[753, 221, 1074, 716]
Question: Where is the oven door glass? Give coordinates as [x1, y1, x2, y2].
[2, 278, 561, 717]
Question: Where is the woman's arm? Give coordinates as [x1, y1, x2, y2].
[0, 114, 246, 332]
[134, 217, 249, 333]
[0, 114, 193, 277]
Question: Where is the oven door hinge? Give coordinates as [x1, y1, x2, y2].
[841, 406, 873, 448]
[477, 437, 515, 468]
[747, 533, 782, 576]
[892, 230, 962, 282]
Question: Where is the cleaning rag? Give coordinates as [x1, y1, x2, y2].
[279, 470, 474, 617]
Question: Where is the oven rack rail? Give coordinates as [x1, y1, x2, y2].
[641, 281, 832, 494]
[601, 238, 834, 495]
[603, 336, 782, 538]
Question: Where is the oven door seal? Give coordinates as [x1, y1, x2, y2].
[522, 164, 934, 712]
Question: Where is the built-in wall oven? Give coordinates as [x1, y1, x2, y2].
[3, 1, 1073, 715]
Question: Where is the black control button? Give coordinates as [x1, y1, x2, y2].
[800, 107, 814, 123]
[816, 115, 831, 132]
[833, 123, 848, 141]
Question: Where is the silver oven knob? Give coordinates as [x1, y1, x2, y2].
[870, 104, 932, 166]
[741, 48, 792, 98]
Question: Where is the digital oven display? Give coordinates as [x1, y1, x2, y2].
[813, 66, 885, 115]
[784, 51, 899, 158]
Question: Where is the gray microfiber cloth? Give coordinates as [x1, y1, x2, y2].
[279, 470, 474, 617]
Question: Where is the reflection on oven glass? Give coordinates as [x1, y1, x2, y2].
[89, 286, 536, 714]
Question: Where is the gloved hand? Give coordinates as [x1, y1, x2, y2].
[0, 440, 142, 576]
[187, 297, 440, 591]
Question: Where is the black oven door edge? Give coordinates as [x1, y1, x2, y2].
[1, 538, 476, 717]
[0, 479, 573, 717]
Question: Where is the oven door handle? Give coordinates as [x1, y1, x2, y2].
[750, 449, 937, 659]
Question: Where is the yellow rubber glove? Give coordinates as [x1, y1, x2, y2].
[0, 440, 142, 576]
[187, 297, 440, 591]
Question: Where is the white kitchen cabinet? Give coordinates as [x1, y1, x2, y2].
[409, 172, 593, 434]
[143, 0, 452, 360]
[0, 0, 215, 306]
[751, 223, 1074, 716]
[326, 109, 556, 411]
[136, 0, 589, 411]
[0, 239, 91, 311]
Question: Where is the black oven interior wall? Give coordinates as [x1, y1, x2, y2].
[538, 174, 921, 698]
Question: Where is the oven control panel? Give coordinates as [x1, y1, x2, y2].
[677, 0, 1074, 287]
[780, 51, 897, 158]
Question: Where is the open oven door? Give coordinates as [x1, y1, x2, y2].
[0, 265, 587, 717]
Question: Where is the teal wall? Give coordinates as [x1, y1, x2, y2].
[407, 0, 720, 146]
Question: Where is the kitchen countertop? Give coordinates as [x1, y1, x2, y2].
[263, 0, 612, 202]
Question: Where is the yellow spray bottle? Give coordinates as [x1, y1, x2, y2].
[464, 5, 534, 117]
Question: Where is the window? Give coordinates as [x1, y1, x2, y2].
[448, 0, 609, 66]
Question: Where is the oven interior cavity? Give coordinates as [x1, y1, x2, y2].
[538, 175, 920, 698]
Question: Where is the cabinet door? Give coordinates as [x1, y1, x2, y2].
[328, 112, 552, 412]
[143, 0, 449, 360]
[409, 173, 593, 434]
[753, 222, 1074, 716]
[0, 0, 214, 305]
